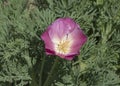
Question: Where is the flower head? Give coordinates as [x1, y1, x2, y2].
[41, 17, 87, 60]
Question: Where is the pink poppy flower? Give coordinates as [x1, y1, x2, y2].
[41, 18, 87, 60]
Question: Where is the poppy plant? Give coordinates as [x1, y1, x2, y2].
[41, 18, 87, 60]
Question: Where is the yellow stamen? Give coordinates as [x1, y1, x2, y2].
[57, 40, 70, 54]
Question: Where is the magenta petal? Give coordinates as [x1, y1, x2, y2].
[70, 27, 87, 54]
[65, 54, 77, 60]
[45, 49, 55, 55]
[41, 30, 55, 55]
[61, 18, 78, 32]
[48, 18, 78, 40]
[56, 53, 76, 60]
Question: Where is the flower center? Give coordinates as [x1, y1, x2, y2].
[57, 40, 70, 54]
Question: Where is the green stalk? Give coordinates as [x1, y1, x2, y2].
[39, 56, 46, 86]
[43, 57, 60, 86]
[30, 71, 38, 86]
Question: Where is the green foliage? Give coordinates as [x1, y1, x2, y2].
[0, 0, 120, 86]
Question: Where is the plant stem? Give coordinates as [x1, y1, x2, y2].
[30, 71, 38, 86]
[39, 56, 46, 86]
[43, 57, 60, 86]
